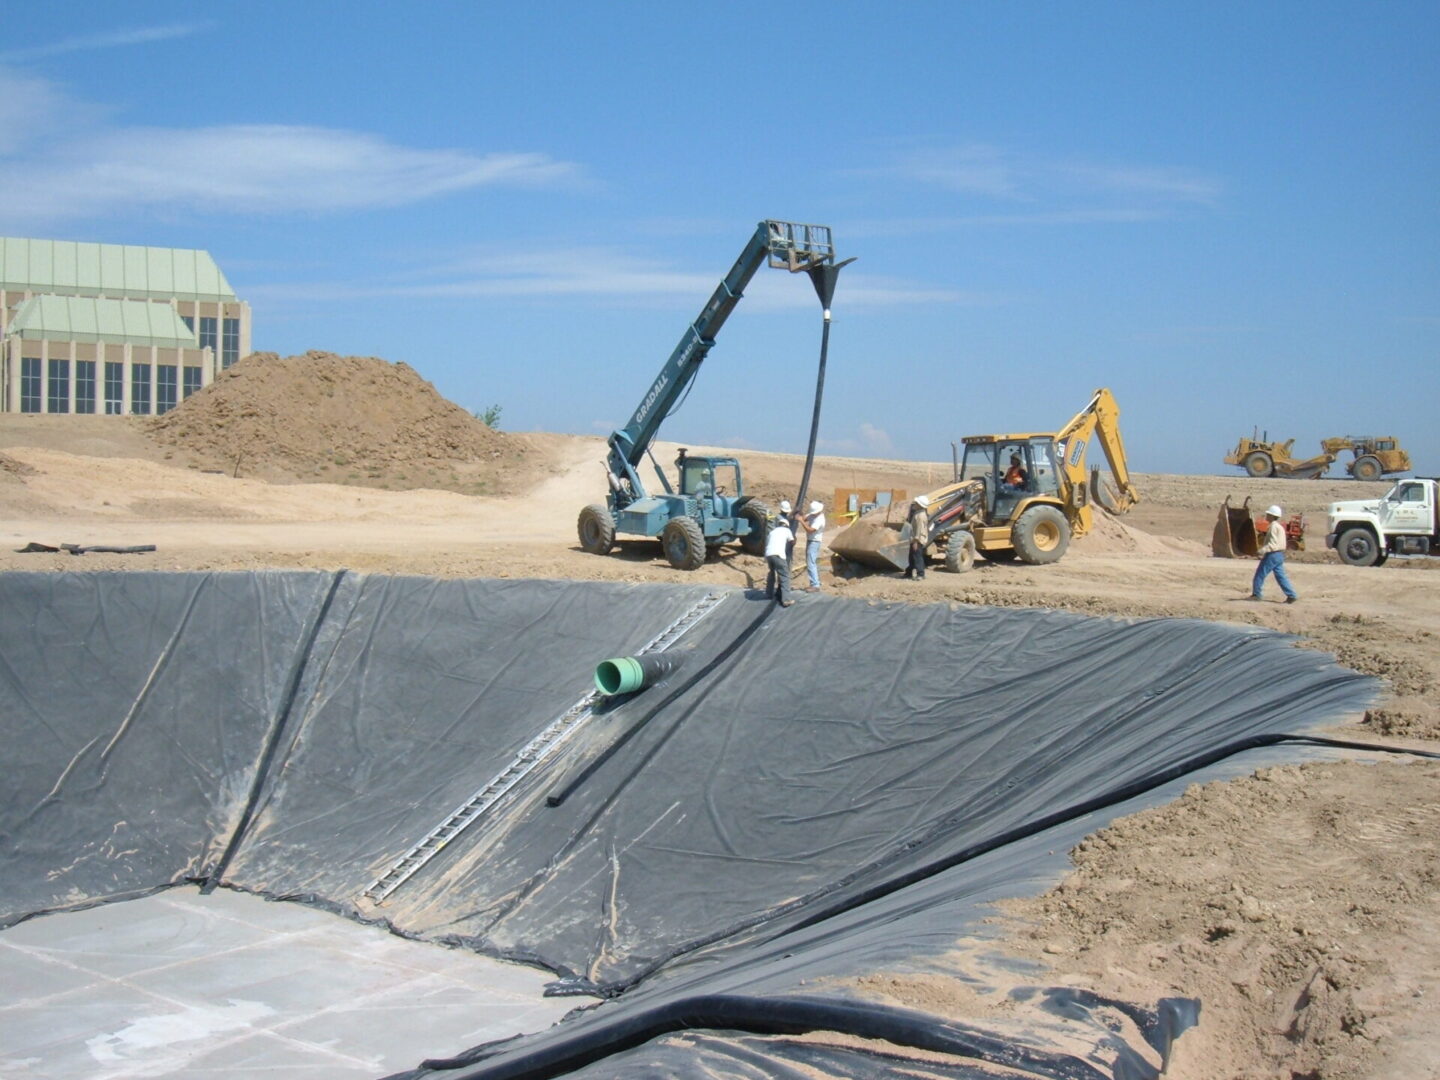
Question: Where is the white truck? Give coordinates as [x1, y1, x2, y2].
[1326, 477, 1440, 566]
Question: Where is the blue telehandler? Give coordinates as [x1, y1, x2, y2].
[578, 220, 837, 570]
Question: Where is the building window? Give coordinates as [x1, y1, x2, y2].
[76, 360, 96, 414]
[157, 365, 178, 414]
[48, 359, 70, 414]
[21, 357, 41, 413]
[222, 317, 240, 368]
[199, 316, 218, 356]
[131, 364, 152, 415]
[104, 362, 124, 414]
[183, 366, 202, 398]
[180, 315, 194, 333]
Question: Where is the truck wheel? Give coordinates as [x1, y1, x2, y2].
[944, 531, 976, 573]
[1011, 505, 1071, 565]
[737, 500, 772, 555]
[1244, 451, 1273, 478]
[1335, 527, 1382, 567]
[578, 504, 616, 555]
[661, 516, 706, 571]
[1352, 456, 1382, 482]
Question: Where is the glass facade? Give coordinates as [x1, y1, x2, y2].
[21, 357, 41, 413]
[157, 365, 178, 415]
[47, 358, 70, 413]
[222, 317, 240, 368]
[75, 360, 96, 414]
[198, 317, 218, 355]
[131, 364, 151, 415]
[104, 361, 124, 414]
[183, 366, 202, 398]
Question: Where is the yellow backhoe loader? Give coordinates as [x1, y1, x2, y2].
[831, 388, 1139, 573]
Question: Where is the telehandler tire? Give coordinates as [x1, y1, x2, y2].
[737, 500, 772, 555]
[1244, 451, 1273, 478]
[1351, 455, 1382, 482]
[661, 516, 707, 571]
[944, 531, 976, 573]
[578, 504, 616, 555]
[1011, 505, 1071, 565]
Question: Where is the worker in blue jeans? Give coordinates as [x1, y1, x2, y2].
[1249, 505, 1298, 603]
[798, 500, 826, 591]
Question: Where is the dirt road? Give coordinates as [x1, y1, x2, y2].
[2, 421, 1436, 1078]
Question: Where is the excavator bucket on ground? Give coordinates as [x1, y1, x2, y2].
[829, 513, 915, 571]
[1212, 496, 1260, 558]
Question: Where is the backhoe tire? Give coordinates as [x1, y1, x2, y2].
[1011, 505, 1071, 565]
[661, 516, 707, 571]
[1352, 455, 1382, 482]
[1336, 526, 1382, 567]
[1244, 451, 1273, 478]
[738, 500, 772, 555]
[944, 531, 976, 574]
[578, 504, 616, 555]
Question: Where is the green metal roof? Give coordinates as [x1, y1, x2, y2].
[5, 295, 201, 348]
[0, 237, 237, 302]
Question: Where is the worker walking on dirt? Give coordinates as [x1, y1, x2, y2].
[765, 504, 796, 607]
[798, 500, 826, 591]
[1249, 505, 1298, 604]
[902, 495, 930, 580]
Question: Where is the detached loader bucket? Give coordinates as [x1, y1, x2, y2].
[1212, 496, 1259, 558]
[830, 519, 912, 572]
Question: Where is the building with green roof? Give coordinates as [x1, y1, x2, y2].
[1, 237, 252, 415]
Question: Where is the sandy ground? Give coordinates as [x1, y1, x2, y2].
[2, 417, 1438, 1078]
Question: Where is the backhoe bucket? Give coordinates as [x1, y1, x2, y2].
[830, 518, 914, 572]
[1212, 496, 1259, 558]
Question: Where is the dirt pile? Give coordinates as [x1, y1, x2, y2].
[0, 451, 35, 480]
[147, 351, 523, 492]
[1071, 507, 1207, 557]
[997, 759, 1440, 1079]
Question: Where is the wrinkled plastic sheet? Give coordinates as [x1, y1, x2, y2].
[0, 571, 1376, 1079]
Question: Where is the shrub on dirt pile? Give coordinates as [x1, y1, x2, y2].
[148, 351, 506, 483]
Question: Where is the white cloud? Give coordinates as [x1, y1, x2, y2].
[819, 423, 896, 456]
[0, 23, 208, 62]
[0, 72, 581, 225]
[858, 142, 1223, 219]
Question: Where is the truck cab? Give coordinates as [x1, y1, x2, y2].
[1326, 478, 1440, 566]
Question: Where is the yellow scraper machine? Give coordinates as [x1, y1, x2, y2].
[830, 388, 1139, 573]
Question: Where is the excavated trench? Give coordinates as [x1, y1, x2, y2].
[1, 571, 1378, 1079]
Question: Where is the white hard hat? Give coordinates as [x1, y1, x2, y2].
[1266, 505, 1283, 518]
[915, 494, 930, 508]
[809, 500, 823, 514]
[779, 500, 792, 513]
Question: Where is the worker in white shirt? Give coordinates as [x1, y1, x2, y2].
[798, 500, 826, 591]
[765, 500, 796, 607]
[1249, 504, 1298, 603]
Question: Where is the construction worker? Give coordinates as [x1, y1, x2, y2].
[765, 500, 795, 606]
[902, 495, 930, 580]
[798, 500, 826, 591]
[1249, 505, 1298, 603]
[1002, 452, 1029, 492]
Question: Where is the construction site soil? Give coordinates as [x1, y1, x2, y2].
[1, 354, 1437, 1079]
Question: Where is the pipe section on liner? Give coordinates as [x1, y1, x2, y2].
[595, 653, 687, 696]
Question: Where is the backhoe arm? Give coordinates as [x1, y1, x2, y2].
[1057, 387, 1139, 512]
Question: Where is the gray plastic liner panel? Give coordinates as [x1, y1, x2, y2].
[0, 571, 1376, 1079]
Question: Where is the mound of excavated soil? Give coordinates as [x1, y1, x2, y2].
[147, 352, 527, 493]
[0, 451, 35, 480]
[1071, 507, 1208, 557]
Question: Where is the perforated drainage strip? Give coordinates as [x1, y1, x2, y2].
[0, 887, 579, 1079]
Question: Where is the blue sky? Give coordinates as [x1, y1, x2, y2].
[3, 2, 1436, 475]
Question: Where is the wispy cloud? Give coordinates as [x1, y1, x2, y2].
[819, 422, 896, 456]
[0, 23, 208, 62]
[246, 249, 989, 310]
[855, 142, 1223, 223]
[0, 72, 583, 225]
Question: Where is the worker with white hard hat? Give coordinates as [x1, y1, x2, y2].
[764, 503, 796, 607]
[798, 500, 827, 591]
[903, 494, 931, 581]
[1248, 504, 1298, 604]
